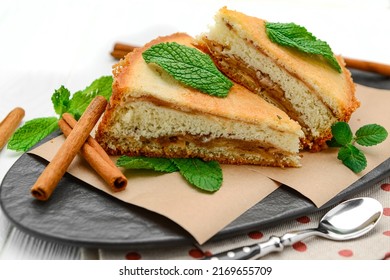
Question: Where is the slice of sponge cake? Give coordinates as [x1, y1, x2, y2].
[197, 7, 359, 151]
[95, 32, 304, 167]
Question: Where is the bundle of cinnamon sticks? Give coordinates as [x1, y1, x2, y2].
[30, 96, 127, 201]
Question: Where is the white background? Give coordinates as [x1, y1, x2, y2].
[1, 0, 390, 260]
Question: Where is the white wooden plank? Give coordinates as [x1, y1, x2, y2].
[0, 227, 80, 260]
[0, 210, 12, 253]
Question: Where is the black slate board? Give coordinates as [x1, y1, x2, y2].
[1, 72, 389, 249]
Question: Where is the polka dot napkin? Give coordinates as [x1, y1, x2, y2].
[89, 177, 390, 260]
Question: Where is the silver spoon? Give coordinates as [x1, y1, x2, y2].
[203, 197, 383, 260]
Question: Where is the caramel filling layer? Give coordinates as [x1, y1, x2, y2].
[101, 132, 297, 166]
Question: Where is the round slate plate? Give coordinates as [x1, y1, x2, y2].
[1, 130, 389, 249]
[1, 73, 389, 249]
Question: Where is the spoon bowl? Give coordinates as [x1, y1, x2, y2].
[203, 197, 383, 260]
[318, 197, 383, 240]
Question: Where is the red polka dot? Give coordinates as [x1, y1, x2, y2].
[248, 231, 264, 239]
[125, 252, 141, 260]
[292, 241, 307, 252]
[296, 216, 311, 224]
[383, 231, 390, 237]
[188, 248, 211, 259]
[384, 208, 390, 216]
[338, 249, 353, 257]
[204, 251, 212, 257]
[381, 183, 390, 191]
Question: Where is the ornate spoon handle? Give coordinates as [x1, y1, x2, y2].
[203, 229, 318, 260]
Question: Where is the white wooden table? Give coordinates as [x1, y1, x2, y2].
[1, 0, 390, 260]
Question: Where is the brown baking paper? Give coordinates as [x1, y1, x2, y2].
[29, 140, 280, 245]
[29, 85, 390, 244]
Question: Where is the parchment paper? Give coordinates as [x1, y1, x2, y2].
[29, 85, 390, 244]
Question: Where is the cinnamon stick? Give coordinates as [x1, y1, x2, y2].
[0, 107, 25, 151]
[31, 96, 107, 201]
[113, 42, 137, 52]
[110, 42, 138, 59]
[344, 57, 390, 76]
[62, 113, 115, 167]
[111, 49, 131, 59]
[59, 114, 127, 192]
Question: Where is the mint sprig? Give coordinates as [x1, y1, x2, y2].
[265, 22, 341, 73]
[328, 122, 388, 173]
[7, 76, 113, 152]
[116, 155, 223, 192]
[142, 42, 233, 97]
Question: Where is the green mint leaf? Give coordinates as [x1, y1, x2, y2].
[68, 76, 113, 119]
[326, 137, 343, 148]
[355, 124, 388, 146]
[7, 117, 59, 152]
[171, 158, 222, 192]
[265, 22, 341, 73]
[116, 156, 223, 192]
[337, 144, 367, 173]
[116, 156, 179, 173]
[51, 85, 70, 117]
[331, 121, 353, 146]
[142, 42, 233, 97]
